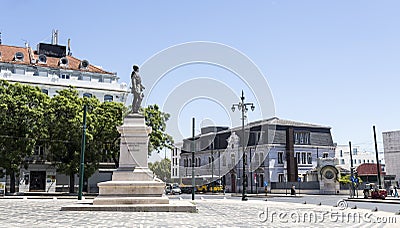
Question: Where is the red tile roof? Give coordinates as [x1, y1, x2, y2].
[0, 44, 113, 75]
[356, 163, 385, 176]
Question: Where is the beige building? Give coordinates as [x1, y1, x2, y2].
[383, 130, 400, 184]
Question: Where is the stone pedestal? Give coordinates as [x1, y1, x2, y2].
[93, 114, 168, 205]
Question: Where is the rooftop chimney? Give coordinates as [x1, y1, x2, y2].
[52, 29, 58, 45]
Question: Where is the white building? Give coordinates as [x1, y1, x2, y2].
[335, 144, 385, 172]
[383, 130, 400, 184]
[171, 142, 182, 181]
[0, 34, 128, 193]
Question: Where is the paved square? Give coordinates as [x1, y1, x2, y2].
[0, 198, 397, 227]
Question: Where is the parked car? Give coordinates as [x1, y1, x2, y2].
[165, 184, 172, 195]
[171, 186, 182, 195]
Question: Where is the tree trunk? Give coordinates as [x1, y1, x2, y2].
[69, 174, 75, 193]
[10, 170, 16, 193]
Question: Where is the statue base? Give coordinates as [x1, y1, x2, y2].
[93, 113, 168, 205]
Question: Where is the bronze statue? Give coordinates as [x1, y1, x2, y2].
[131, 65, 145, 113]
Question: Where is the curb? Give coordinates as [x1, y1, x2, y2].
[346, 198, 400, 204]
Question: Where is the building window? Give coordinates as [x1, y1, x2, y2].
[34, 145, 45, 156]
[223, 155, 226, 166]
[255, 152, 260, 164]
[296, 152, 300, 164]
[277, 152, 283, 164]
[103, 78, 112, 83]
[259, 174, 264, 187]
[307, 152, 312, 164]
[371, 160, 374, 163]
[83, 93, 92, 98]
[294, 132, 310, 145]
[340, 150, 343, 157]
[60, 74, 70, 79]
[34, 70, 48, 77]
[230, 154, 235, 166]
[363, 159, 365, 163]
[278, 173, 285, 183]
[353, 148, 358, 155]
[301, 153, 306, 164]
[41, 89, 48, 95]
[322, 152, 329, 158]
[198, 158, 201, 167]
[259, 152, 264, 166]
[80, 75, 91, 81]
[340, 159, 345, 164]
[104, 95, 113, 102]
[13, 68, 25, 75]
[358, 159, 361, 164]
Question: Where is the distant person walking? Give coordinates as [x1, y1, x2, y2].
[291, 185, 296, 196]
[394, 186, 399, 198]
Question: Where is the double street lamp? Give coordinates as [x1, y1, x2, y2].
[231, 90, 255, 201]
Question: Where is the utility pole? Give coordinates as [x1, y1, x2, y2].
[250, 148, 253, 194]
[211, 141, 214, 194]
[373, 126, 382, 188]
[349, 141, 355, 198]
[78, 105, 87, 200]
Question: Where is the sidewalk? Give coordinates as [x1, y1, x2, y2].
[346, 196, 400, 205]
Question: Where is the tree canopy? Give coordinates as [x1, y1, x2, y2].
[0, 80, 174, 193]
[0, 80, 49, 192]
[148, 158, 171, 183]
[140, 104, 174, 155]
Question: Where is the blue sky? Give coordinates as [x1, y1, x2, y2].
[2, 1, 400, 154]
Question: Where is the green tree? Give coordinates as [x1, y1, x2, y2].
[46, 88, 126, 193]
[148, 158, 171, 182]
[46, 88, 103, 193]
[91, 101, 126, 168]
[0, 80, 49, 193]
[140, 104, 174, 155]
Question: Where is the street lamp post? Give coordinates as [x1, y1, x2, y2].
[231, 90, 255, 201]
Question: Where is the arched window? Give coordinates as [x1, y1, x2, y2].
[189, 158, 192, 167]
[104, 94, 113, 102]
[198, 158, 201, 167]
[83, 93, 92, 98]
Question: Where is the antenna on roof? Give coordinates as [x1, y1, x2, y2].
[67, 38, 72, 56]
[52, 29, 58, 45]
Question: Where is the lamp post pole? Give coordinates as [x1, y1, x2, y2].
[231, 90, 255, 201]
[191, 118, 195, 201]
[78, 105, 87, 200]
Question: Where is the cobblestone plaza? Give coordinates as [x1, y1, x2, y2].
[0, 198, 398, 227]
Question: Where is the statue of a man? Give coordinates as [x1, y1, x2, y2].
[131, 65, 145, 113]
